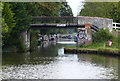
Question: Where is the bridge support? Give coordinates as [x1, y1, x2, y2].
[21, 30, 30, 50]
[77, 23, 92, 46]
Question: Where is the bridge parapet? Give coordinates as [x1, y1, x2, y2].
[32, 16, 78, 25]
[77, 16, 113, 32]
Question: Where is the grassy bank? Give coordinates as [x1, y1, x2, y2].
[65, 29, 120, 55]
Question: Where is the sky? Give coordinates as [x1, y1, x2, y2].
[66, 0, 84, 16]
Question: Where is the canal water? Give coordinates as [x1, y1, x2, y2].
[2, 41, 119, 79]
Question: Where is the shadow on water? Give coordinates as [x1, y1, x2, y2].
[2, 41, 75, 65]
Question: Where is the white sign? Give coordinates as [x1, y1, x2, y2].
[57, 24, 66, 27]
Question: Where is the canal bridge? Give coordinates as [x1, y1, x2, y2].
[21, 16, 113, 49]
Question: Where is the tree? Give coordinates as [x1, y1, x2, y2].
[60, 2, 73, 16]
[79, 2, 120, 23]
[79, 2, 116, 18]
[2, 2, 16, 47]
[2, 2, 74, 51]
[34, 2, 73, 35]
[10, 2, 32, 34]
[2, 2, 15, 34]
[109, 2, 120, 22]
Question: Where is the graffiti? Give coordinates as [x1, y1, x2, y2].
[86, 34, 91, 41]
[77, 24, 92, 45]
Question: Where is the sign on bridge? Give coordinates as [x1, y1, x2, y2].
[56, 24, 66, 27]
[30, 24, 85, 29]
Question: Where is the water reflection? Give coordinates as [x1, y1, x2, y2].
[2, 42, 119, 79]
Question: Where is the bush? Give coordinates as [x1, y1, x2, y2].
[16, 36, 27, 52]
[30, 30, 39, 50]
[79, 29, 119, 50]
[92, 29, 113, 43]
[2, 34, 27, 52]
[30, 36, 38, 50]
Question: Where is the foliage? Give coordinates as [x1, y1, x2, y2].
[10, 2, 32, 33]
[37, 2, 73, 35]
[37, 2, 61, 16]
[109, 2, 120, 22]
[30, 30, 40, 50]
[3, 34, 27, 52]
[2, 2, 32, 51]
[2, 2, 73, 52]
[60, 2, 73, 16]
[92, 29, 113, 43]
[2, 2, 16, 48]
[16, 36, 27, 52]
[2, 3, 16, 33]
[26, 2, 64, 16]
[77, 29, 119, 51]
[79, 2, 119, 20]
[80, 2, 110, 17]
[2, 18, 8, 33]
[78, 2, 120, 51]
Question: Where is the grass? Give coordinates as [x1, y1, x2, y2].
[69, 41, 119, 51]
[68, 31, 119, 52]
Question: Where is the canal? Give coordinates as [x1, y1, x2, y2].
[2, 40, 119, 79]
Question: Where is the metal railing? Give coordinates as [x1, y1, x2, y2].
[113, 22, 120, 30]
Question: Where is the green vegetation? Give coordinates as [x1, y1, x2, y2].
[79, 2, 120, 22]
[77, 2, 120, 53]
[71, 29, 119, 52]
[90, 29, 119, 51]
[2, 2, 120, 52]
[30, 30, 40, 50]
[2, 2, 73, 52]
